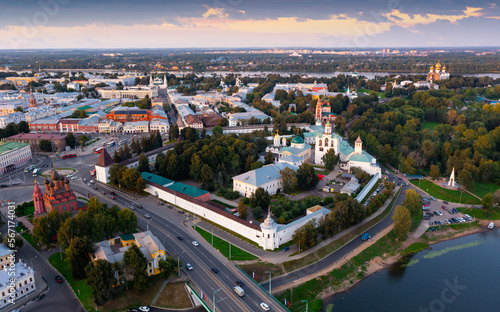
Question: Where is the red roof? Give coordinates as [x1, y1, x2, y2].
[6, 133, 67, 140]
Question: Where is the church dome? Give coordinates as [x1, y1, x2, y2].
[291, 136, 304, 144]
[44, 176, 49, 184]
[51, 169, 60, 181]
[49, 180, 55, 187]
[64, 176, 70, 184]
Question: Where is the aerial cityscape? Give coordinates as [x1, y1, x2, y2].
[0, 1, 499, 312]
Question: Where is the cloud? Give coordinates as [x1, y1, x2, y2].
[202, 7, 229, 19]
[383, 7, 485, 28]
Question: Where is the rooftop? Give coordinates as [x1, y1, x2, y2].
[141, 172, 174, 187]
[167, 182, 209, 198]
[0, 141, 30, 155]
[232, 163, 297, 187]
[96, 148, 114, 167]
[6, 133, 67, 140]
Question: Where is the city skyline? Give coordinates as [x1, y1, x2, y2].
[1, 0, 500, 49]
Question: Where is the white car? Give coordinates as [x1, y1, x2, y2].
[186, 263, 193, 271]
[260, 302, 270, 311]
[144, 214, 151, 219]
[192, 241, 199, 247]
[139, 307, 150, 312]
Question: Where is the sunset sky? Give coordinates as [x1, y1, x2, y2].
[1, 0, 499, 49]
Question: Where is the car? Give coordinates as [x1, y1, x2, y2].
[437, 211, 443, 216]
[67, 174, 73, 178]
[102, 191, 107, 195]
[87, 183, 92, 187]
[130, 206, 135, 210]
[443, 201, 449, 204]
[144, 214, 151, 219]
[177, 236, 183, 240]
[137, 204, 143, 209]
[55, 275, 64, 283]
[433, 211, 439, 216]
[429, 221, 434, 226]
[110, 191, 116, 195]
[211, 268, 219, 273]
[444, 219, 450, 224]
[159, 201, 165, 205]
[71, 176, 77, 180]
[111, 196, 116, 200]
[442, 205, 447, 210]
[282, 246, 290, 252]
[93, 186, 98, 190]
[260, 302, 271, 311]
[401, 190, 405, 194]
[192, 241, 199, 247]
[431, 197, 436, 201]
[429, 228, 436, 232]
[235, 280, 244, 287]
[186, 263, 193, 271]
[35, 293, 45, 301]
[90, 180, 95, 184]
[83, 178, 87, 182]
[138, 307, 150, 312]
[127, 309, 139, 312]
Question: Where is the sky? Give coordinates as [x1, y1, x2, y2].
[1, 0, 499, 49]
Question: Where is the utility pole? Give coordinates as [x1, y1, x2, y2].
[229, 243, 231, 260]
[302, 300, 309, 312]
[213, 288, 221, 312]
[177, 251, 185, 278]
[265, 271, 272, 294]
[211, 228, 213, 246]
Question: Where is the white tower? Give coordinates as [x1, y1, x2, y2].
[355, 135, 362, 154]
[448, 167, 456, 187]
[273, 131, 281, 146]
[163, 75, 168, 89]
[260, 208, 278, 250]
[325, 120, 332, 135]
[282, 137, 287, 146]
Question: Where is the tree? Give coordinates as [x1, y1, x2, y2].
[458, 169, 473, 190]
[296, 163, 319, 190]
[32, 216, 51, 247]
[158, 257, 176, 279]
[264, 150, 274, 164]
[79, 135, 88, 151]
[493, 190, 500, 206]
[123, 244, 148, 293]
[429, 165, 440, 180]
[200, 164, 214, 190]
[57, 218, 77, 249]
[249, 188, 270, 219]
[138, 153, 149, 172]
[117, 208, 137, 234]
[3, 234, 23, 249]
[401, 156, 416, 175]
[169, 124, 179, 141]
[39, 139, 52, 152]
[250, 161, 264, 170]
[322, 149, 340, 171]
[482, 193, 494, 210]
[67, 237, 92, 279]
[280, 167, 298, 193]
[16, 121, 29, 133]
[85, 259, 115, 305]
[108, 164, 126, 186]
[392, 205, 411, 240]
[402, 189, 421, 216]
[292, 220, 317, 252]
[237, 201, 248, 220]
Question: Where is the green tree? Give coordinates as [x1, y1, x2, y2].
[250, 161, 264, 170]
[85, 259, 115, 305]
[292, 220, 317, 252]
[280, 166, 298, 193]
[57, 218, 77, 249]
[123, 244, 148, 293]
[169, 124, 179, 141]
[402, 189, 421, 216]
[117, 208, 137, 234]
[16, 121, 30, 133]
[264, 150, 274, 164]
[322, 149, 340, 171]
[401, 156, 416, 175]
[200, 164, 214, 190]
[482, 193, 494, 210]
[138, 153, 149, 172]
[237, 201, 248, 220]
[78, 135, 88, 151]
[32, 216, 51, 247]
[429, 165, 440, 180]
[296, 163, 319, 190]
[458, 169, 473, 190]
[108, 164, 126, 186]
[67, 236, 92, 279]
[158, 257, 177, 279]
[39, 139, 52, 152]
[249, 187, 270, 219]
[392, 205, 411, 240]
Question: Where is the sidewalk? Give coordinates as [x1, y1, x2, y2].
[196, 186, 401, 264]
[209, 194, 239, 207]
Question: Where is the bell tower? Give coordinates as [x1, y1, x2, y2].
[355, 135, 363, 154]
[33, 181, 45, 215]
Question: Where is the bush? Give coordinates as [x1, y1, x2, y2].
[15, 201, 35, 217]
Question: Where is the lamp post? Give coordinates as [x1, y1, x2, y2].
[177, 251, 185, 278]
[301, 299, 309, 312]
[213, 288, 221, 312]
[265, 271, 272, 294]
[211, 228, 214, 246]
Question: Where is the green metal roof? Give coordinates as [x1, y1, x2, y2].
[77, 105, 92, 110]
[291, 136, 304, 144]
[349, 151, 374, 163]
[0, 142, 30, 155]
[167, 182, 209, 198]
[120, 233, 135, 241]
[141, 172, 174, 186]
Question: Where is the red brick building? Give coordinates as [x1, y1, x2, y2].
[6, 133, 67, 152]
[34, 164, 84, 215]
[58, 119, 80, 133]
[105, 108, 152, 122]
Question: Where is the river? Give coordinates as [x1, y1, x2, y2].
[325, 228, 500, 312]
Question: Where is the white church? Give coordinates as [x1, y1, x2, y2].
[314, 120, 381, 176]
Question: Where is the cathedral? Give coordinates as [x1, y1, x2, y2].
[33, 163, 82, 215]
[426, 61, 450, 82]
[315, 100, 337, 125]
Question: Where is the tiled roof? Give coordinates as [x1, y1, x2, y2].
[96, 148, 114, 167]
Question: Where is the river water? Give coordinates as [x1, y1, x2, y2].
[325, 228, 500, 312]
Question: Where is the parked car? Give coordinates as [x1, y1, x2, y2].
[110, 191, 116, 196]
[55, 275, 64, 283]
[35, 293, 45, 301]
[282, 246, 290, 252]
[192, 241, 199, 247]
[138, 307, 150, 312]
[443, 201, 449, 204]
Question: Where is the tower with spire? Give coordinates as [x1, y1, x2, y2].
[29, 88, 37, 108]
[355, 135, 363, 154]
[33, 180, 45, 214]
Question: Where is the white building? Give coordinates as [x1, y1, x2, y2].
[98, 119, 122, 133]
[0, 142, 32, 174]
[0, 112, 26, 128]
[314, 121, 381, 176]
[150, 118, 170, 133]
[0, 244, 14, 270]
[232, 163, 297, 197]
[0, 261, 36, 309]
[122, 121, 149, 133]
[228, 111, 270, 126]
[66, 82, 80, 91]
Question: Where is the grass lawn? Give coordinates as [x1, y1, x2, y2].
[238, 262, 284, 283]
[194, 227, 257, 261]
[48, 252, 94, 311]
[352, 231, 400, 267]
[411, 179, 480, 204]
[458, 207, 500, 220]
[211, 199, 235, 209]
[470, 181, 500, 199]
[422, 122, 441, 131]
[21, 232, 39, 251]
[154, 282, 192, 309]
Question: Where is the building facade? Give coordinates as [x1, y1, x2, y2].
[232, 163, 297, 197]
[6, 133, 67, 152]
[0, 142, 32, 174]
[0, 261, 36, 309]
[426, 61, 450, 82]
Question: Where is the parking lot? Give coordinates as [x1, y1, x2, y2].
[422, 196, 474, 230]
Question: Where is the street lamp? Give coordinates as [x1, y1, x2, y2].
[301, 299, 309, 312]
[265, 271, 272, 294]
[213, 288, 221, 312]
[177, 251, 185, 278]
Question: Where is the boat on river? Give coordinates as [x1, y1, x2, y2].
[487, 222, 495, 230]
